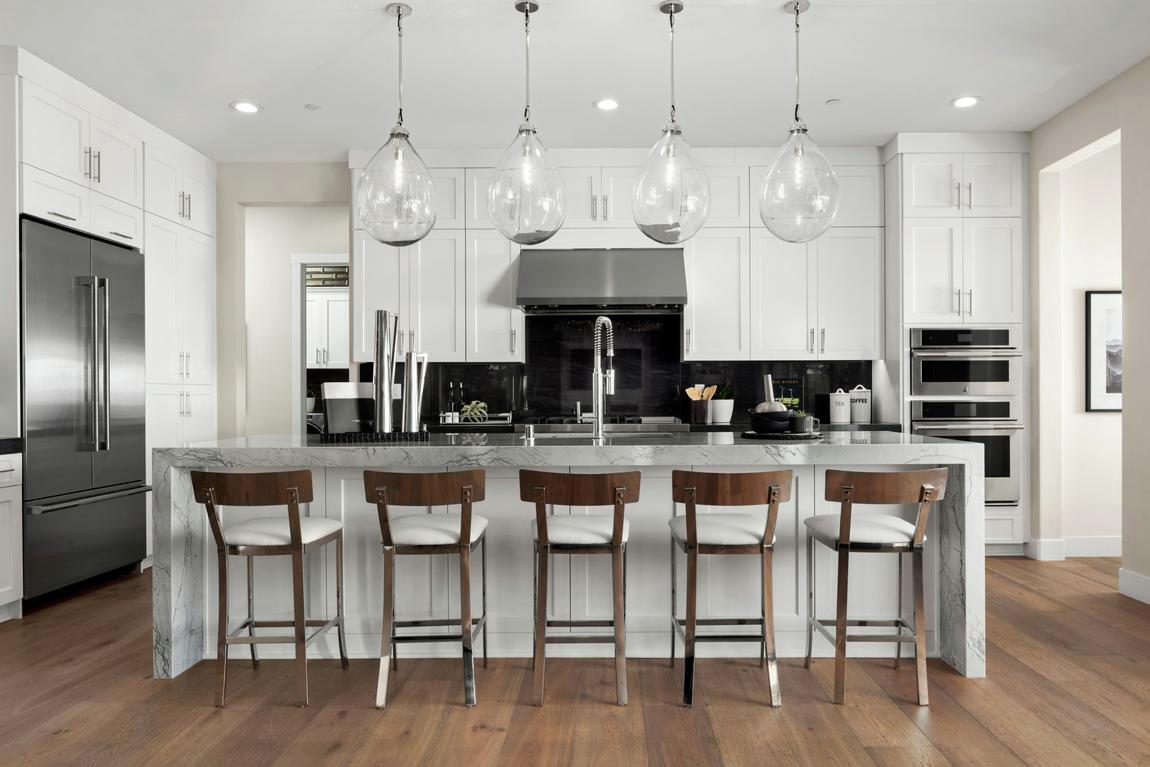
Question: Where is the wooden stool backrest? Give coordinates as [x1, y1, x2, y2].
[519, 470, 641, 547]
[191, 469, 314, 550]
[823, 467, 949, 546]
[672, 469, 794, 548]
[363, 469, 487, 548]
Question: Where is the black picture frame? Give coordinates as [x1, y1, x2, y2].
[1085, 290, 1122, 412]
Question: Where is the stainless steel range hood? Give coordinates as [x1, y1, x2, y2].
[516, 248, 686, 312]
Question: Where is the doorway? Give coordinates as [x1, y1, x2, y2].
[290, 253, 351, 438]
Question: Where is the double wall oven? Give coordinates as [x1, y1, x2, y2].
[910, 328, 1024, 506]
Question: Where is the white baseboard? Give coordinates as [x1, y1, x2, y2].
[1025, 538, 1066, 561]
[139, 557, 153, 572]
[0, 601, 21, 623]
[987, 544, 1026, 557]
[1065, 536, 1122, 558]
[1119, 568, 1150, 605]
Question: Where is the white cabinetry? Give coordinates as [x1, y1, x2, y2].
[902, 217, 1023, 325]
[902, 153, 1021, 218]
[145, 386, 217, 479]
[90, 190, 143, 245]
[21, 163, 91, 230]
[466, 231, 525, 363]
[752, 165, 882, 228]
[683, 228, 751, 361]
[352, 168, 465, 230]
[144, 215, 216, 385]
[144, 144, 216, 235]
[0, 455, 22, 613]
[21, 80, 143, 207]
[306, 289, 350, 369]
[351, 230, 467, 363]
[751, 228, 882, 360]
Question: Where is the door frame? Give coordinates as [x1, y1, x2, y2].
[290, 252, 348, 439]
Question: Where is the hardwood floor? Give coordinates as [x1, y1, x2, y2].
[2, 557, 1150, 765]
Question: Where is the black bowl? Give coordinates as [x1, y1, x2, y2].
[748, 409, 791, 434]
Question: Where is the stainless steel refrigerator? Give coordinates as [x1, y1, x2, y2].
[21, 217, 147, 599]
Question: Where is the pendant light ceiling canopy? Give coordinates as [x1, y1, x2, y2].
[356, 2, 438, 248]
[632, 0, 710, 245]
[759, 0, 840, 243]
[487, 0, 566, 246]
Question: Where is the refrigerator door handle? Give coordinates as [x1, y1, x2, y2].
[76, 276, 99, 451]
[28, 485, 153, 515]
[98, 276, 111, 451]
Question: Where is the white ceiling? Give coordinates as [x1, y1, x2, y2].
[2, 0, 1149, 162]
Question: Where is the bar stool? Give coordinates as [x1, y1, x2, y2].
[669, 469, 793, 707]
[364, 469, 489, 708]
[521, 469, 640, 706]
[804, 467, 949, 705]
[191, 469, 349, 708]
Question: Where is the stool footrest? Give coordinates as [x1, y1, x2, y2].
[547, 619, 614, 628]
[544, 634, 618, 645]
[392, 614, 486, 644]
[811, 617, 917, 645]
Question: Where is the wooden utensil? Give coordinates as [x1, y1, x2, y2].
[703, 385, 717, 401]
[685, 387, 701, 401]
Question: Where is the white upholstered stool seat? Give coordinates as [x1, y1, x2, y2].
[669, 513, 775, 547]
[224, 516, 343, 547]
[533, 515, 630, 546]
[388, 513, 489, 546]
[803, 513, 921, 548]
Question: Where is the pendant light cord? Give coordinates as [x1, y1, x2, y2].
[396, 8, 405, 126]
[793, 3, 801, 124]
[523, 7, 532, 123]
[669, 11, 677, 124]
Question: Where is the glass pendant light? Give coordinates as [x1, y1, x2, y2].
[633, 1, 710, 245]
[759, 0, 839, 243]
[488, 1, 565, 246]
[356, 3, 437, 247]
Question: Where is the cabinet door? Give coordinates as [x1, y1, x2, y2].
[963, 154, 1022, 217]
[0, 485, 20, 606]
[89, 116, 143, 207]
[600, 167, 638, 226]
[902, 154, 963, 218]
[683, 229, 750, 361]
[903, 219, 963, 324]
[21, 80, 89, 186]
[830, 166, 883, 227]
[176, 230, 216, 385]
[351, 230, 406, 362]
[409, 231, 466, 362]
[749, 233, 815, 360]
[144, 216, 182, 384]
[21, 163, 90, 232]
[183, 387, 217, 445]
[464, 168, 494, 229]
[816, 228, 882, 359]
[325, 295, 351, 368]
[181, 155, 216, 236]
[963, 218, 1024, 323]
[305, 296, 325, 369]
[560, 167, 602, 228]
[145, 385, 183, 485]
[91, 190, 143, 246]
[143, 144, 183, 223]
[466, 231, 525, 362]
[704, 166, 750, 227]
[431, 168, 466, 229]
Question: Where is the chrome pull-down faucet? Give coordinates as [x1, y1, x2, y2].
[591, 316, 615, 441]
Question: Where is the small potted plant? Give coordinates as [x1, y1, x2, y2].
[708, 383, 736, 425]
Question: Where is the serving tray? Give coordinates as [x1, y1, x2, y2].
[741, 431, 823, 441]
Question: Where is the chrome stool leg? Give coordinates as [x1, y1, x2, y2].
[246, 554, 259, 670]
[804, 534, 815, 670]
[481, 536, 489, 669]
[669, 536, 676, 667]
[895, 552, 903, 671]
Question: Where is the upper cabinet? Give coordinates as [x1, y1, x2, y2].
[144, 144, 216, 236]
[683, 229, 751, 361]
[902, 153, 1022, 218]
[306, 289, 351, 369]
[750, 228, 882, 361]
[466, 231, 526, 363]
[21, 80, 144, 208]
[352, 167, 466, 230]
[751, 165, 882, 228]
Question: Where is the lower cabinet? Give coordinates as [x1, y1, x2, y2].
[145, 385, 215, 559]
[0, 482, 22, 611]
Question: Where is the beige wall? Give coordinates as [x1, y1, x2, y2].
[216, 163, 350, 438]
[243, 206, 348, 436]
[1031, 55, 1150, 594]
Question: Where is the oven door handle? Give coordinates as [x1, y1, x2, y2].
[911, 350, 1023, 358]
[912, 423, 1025, 432]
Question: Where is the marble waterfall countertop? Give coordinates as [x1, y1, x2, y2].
[152, 431, 985, 681]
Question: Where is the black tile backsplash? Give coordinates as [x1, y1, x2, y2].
[360, 315, 871, 425]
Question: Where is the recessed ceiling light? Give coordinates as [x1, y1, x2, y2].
[594, 98, 619, 111]
[229, 101, 260, 114]
[304, 103, 321, 111]
[952, 95, 979, 109]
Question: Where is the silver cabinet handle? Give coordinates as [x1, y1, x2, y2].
[178, 192, 185, 218]
[186, 193, 191, 220]
[820, 328, 826, 353]
[954, 289, 961, 315]
[808, 328, 815, 353]
[686, 328, 692, 353]
[966, 182, 973, 209]
[94, 151, 102, 183]
[181, 391, 187, 417]
[84, 147, 92, 179]
[590, 192, 597, 221]
[108, 231, 133, 241]
[409, 329, 415, 352]
[323, 348, 329, 364]
[185, 353, 191, 378]
[955, 181, 961, 209]
[187, 392, 193, 418]
[178, 352, 183, 378]
[601, 195, 609, 221]
[47, 210, 78, 222]
[511, 328, 517, 354]
[967, 290, 974, 315]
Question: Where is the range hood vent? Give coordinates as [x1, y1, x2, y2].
[516, 248, 686, 312]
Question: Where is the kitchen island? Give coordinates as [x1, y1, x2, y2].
[153, 431, 985, 679]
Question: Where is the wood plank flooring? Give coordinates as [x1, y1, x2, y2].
[2, 557, 1149, 766]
